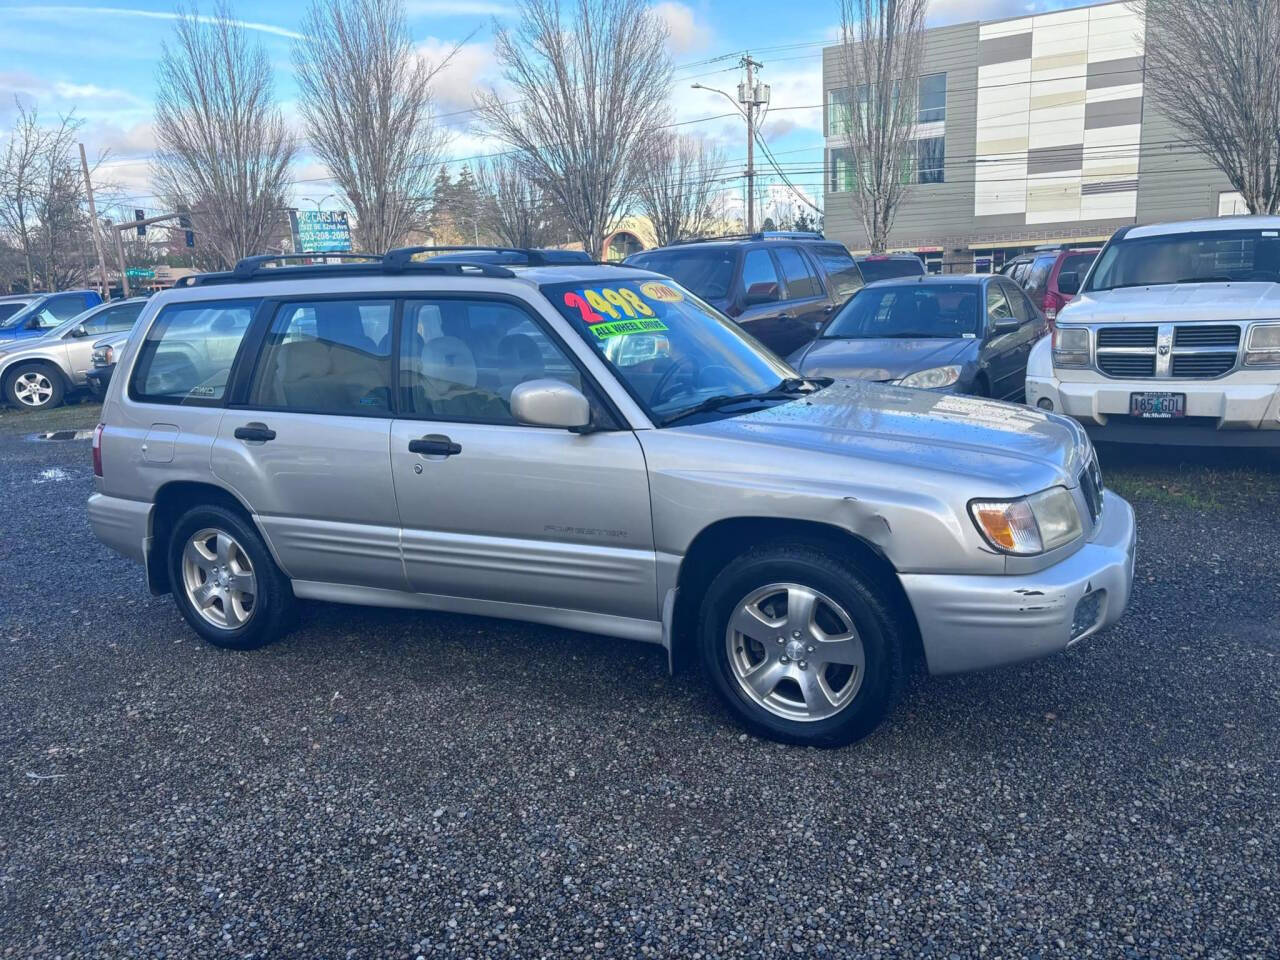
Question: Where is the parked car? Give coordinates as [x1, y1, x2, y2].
[85, 329, 134, 398]
[1002, 247, 1099, 322]
[0, 289, 102, 342]
[853, 253, 926, 283]
[625, 234, 865, 357]
[0, 298, 146, 409]
[0, 294, 38, 323]
[89, 248, 1135, 747]
[1026, 216, 1280, 445]
[789, 275, 1047, 400]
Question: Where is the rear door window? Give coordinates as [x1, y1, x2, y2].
[774, 246, 823, 300]
[812, 244, 864, 300]
[130, 300, 258, 404]
[1025, 256, 1055, 297]
[248, 299, 394, 416]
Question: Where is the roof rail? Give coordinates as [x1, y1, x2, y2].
[383, 245, 600, 270]
[669, 230, 826, 246]
[231, 252, 382, 279]
[176, 251, 518, 287]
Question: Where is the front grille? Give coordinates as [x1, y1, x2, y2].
[1098, 353, 1156, 377]
[1172, 353, 1236, 377]
[1097, 326, 1157, 348]
[1174, 325, 1241, 347]
[1079, 458, 1103, 525]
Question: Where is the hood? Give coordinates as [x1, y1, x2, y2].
[678, 379, 1088, 493]
[1061, 281, 1280, 324]
[791, 337, 973, 381]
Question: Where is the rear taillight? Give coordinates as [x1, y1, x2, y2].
[1043, 289, 1064, 322]
[92, 422, 104, 477]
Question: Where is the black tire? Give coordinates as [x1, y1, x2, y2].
[167, 503, 295, 651]
[698, 542, 906, 748]
[4, 362, 65, 410]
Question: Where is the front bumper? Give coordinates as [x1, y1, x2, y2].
[1026, 372, 1280, 444]
[901, 491, 1136, 675]
[85, 365, 114, 396]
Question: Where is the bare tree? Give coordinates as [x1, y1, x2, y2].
[1141, 0, 1280, 214]
[635, 131, 725, 246]
[0, 102, 96, 290]
[474, 153, 562, 247]
[294, 0, 457, 253]
[474, 0, 672, 257]
[152, 2, 295, 269]
[834, 0, 927, 252]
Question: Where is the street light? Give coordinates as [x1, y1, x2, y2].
[693, 60, 768, 232]
[308, 194, 337, 212]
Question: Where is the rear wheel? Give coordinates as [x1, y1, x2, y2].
[168, 504, 295, 650]
[698, 542, 905, 747]
[5, 363, 64, 410]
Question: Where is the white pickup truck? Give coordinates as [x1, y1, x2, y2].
[1026, 216, 1280, 446]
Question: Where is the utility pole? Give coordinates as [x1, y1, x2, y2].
[694, 59, 769, 233]
[79, 143, 110, 301]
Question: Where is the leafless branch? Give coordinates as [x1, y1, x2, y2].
[474, 153, 563, 247]
[1139, 0, 1280, 214]
[835, 0, 927, 252]
[152, 1, 296, 269]
[473, 0, 673, 257]
[634, 131, 725, 246]
[294, 0, 458, 252]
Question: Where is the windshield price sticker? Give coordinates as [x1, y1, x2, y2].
[562, 286, 656, 326]
[640, 281, 683, 303]
[590, 318, 668, 340]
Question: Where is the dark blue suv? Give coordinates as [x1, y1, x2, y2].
[0, 290, 102, 342]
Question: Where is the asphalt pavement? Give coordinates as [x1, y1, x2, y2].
[1, 399, 1278, 959]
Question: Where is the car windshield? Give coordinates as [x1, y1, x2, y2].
[0, 298, 46, 330]
[856, 257, 924, 283]
[823, 283, 982, 339]
[541, 277, 801, 423]
[1086, 229, 1280, 290]
[0, 301, 32, 322]
[625, 248, 736, 300]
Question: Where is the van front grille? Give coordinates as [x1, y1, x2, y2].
[1097, 353, 1156, 378]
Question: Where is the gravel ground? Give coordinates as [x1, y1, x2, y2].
[1, 401, 1278, 959]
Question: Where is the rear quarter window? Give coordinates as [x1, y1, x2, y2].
[130, 299, 258, 405]
[1025, 257, 1055, 296]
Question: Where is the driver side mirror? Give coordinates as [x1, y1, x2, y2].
[990, 316, 1019, 335]
[510, 378, 591, 431]
[743, 281, 780, 306]
[1056, 271, 1080, 295]
[69, 324, 88, 338]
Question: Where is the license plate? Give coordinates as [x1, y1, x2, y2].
[1129, 392, 1186, 418]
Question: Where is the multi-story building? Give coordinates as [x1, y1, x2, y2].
[822, 0, 1242, 272]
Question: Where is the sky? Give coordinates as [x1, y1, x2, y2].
[0, 0, 1094, 226]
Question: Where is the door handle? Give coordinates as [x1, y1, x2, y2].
[408, 434, 462, 457]
[233, 422, 276, 442]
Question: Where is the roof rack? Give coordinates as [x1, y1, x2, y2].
[670, 230, 826, 246]
[384, 245, 603, 269]
[177, 250, 519, 287]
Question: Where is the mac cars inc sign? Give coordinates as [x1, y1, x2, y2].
[292, 209, 353, 253]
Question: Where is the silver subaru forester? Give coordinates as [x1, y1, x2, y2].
[89, 250, 1136, 747]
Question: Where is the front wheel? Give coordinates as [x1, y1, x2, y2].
[5, 364, 64, 410]
[168, 504, 295, 650]
[698, 543, 906, 747]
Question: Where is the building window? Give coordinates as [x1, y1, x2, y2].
[828, 147, 856, 193]
[827, 87, 851, 137]
[916, 136, 945, 184]
[918, 73, 946, 124]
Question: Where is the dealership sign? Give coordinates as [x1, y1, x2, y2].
[292, 209, 352, 253]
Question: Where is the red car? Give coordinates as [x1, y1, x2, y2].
[1002, 247, 1099, 323]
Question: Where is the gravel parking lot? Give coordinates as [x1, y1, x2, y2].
[2, 400, 1278, 959]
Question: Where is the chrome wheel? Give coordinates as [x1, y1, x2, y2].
[181, 528, 257, 630]
[13, 371, 53, 407]
[725, 582, 865, 722]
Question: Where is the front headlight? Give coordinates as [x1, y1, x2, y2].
[1245, 322, 1280, 366]
[898, 364, 961, 389]
[92, 345, 113, 366]
[969, 485, 1083, 555]
[1052, 327, 1090, 367]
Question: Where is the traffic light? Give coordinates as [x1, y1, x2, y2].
[134, 209, 145, 237]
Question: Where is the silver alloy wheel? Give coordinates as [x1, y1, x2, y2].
[181, 527, 257, 630]
[13, 371, 54, 407]
[725, 582, 865, 722]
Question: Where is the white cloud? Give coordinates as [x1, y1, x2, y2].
[652, 1, 709, 55]
[927, 0, 1095, 26]
[407, 0, 513, 13]
[53, 82, 143, 105]
[417, 37, 497, 124]
[10, 6, 305, 40]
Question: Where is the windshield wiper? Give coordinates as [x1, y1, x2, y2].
[659, 378, 827, 426]
[1176, 276, 1233, 284]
